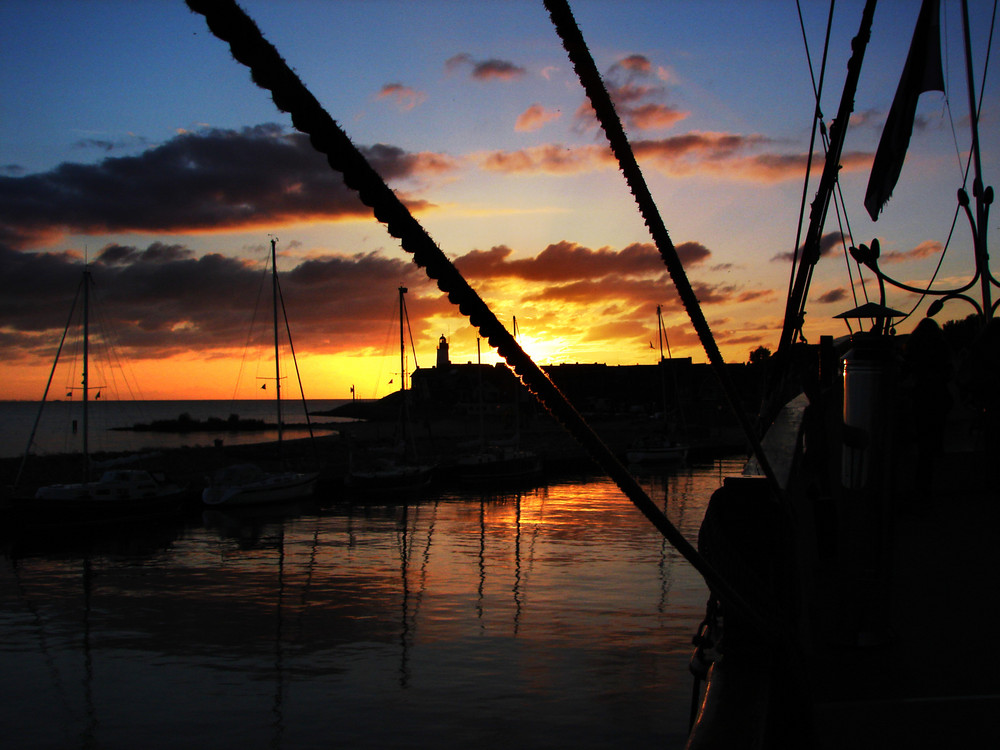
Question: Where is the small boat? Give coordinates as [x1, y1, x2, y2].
[345, 451, 434, 494]
[452, 443, 542, 484]
[201, 238, 319, 507]
[624, 436, 688, 466]
[31, 469, 186, 523]
[202, 463, 318, 506]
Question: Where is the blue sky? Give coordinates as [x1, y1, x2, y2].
[0, 0, 996, 399]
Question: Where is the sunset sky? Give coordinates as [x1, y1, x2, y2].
[1, 0, 996, 401]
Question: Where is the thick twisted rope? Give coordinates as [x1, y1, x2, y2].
[543, 0, 783, 502]
[185, 0, 779, 638]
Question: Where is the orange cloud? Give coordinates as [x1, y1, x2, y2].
[515, 104, 562, 132]
[445, 53, 526, 81]
[477, 132, 819, 181]
[476, 143, 602, 175]
[880, 239, 943, 263]
[377, 82, 427, 111]
[628, 104, 689, 130]
[616, 54, 652, 74]
[569, 53, 690, 133]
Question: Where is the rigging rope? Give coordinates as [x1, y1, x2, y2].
[232, 256, 269, 403]
[275, 275, 317, 450]
[542, 0, 783, 502]
[184, 0, 781, 639]
[14, 276, 83, 488]
[788, 0, 836, 307]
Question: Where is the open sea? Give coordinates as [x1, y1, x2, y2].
[1, 400, 741, 749]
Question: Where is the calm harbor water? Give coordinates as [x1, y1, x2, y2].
[0, 457, 741, 750]
[0, 400, 353, 459]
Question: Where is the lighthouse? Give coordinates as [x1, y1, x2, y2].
[436, 334, 450, 368]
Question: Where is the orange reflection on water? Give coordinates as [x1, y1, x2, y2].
[0, 458, 744, 749]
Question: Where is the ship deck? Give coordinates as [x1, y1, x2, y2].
[810, 449, 1000, 747]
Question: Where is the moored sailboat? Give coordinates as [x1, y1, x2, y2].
[626, 304, 689, 466]
[451, 322, 543, 485]
[345, 286, 435, 494]
[11, 265, 187, 524]
[201, 238, 319, 507]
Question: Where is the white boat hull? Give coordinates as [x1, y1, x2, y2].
[626, 444, 688, 465]
[202, 465, 319, 506]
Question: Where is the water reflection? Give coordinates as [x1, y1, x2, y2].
[0, 458, 742, 750]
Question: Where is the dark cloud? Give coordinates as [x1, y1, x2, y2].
[0, 238, 440, 361]
[445, 53, 526, 81]
[72, 134, 151, 154]
[0, 125, 454, 248]
[816, 288, 848, 304]
[771, 231, 845, 262]
[0, 229, 772, 372]
[98, 242, 195, 266]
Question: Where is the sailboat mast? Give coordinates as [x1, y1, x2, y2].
[477, 336, 485, 444]
[82, 265, 91, 483]
[398, 286, 407, 394]
[960, 0, 992, 319]
[271, 238, 283, 445]
[656, 305, 668, 417]
[656, 305, 666, 362]
[512, 316, 520, 445]
[398, 285, 409, 447]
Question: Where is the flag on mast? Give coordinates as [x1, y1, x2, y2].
[864, 0, 944, 221]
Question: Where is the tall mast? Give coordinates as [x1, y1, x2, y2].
[271, 237, 283, 446]
[82, 265, 91, 483]
[512, 316, 520, 445]
[656, 304, 668, 362]
[398, 286, 407, 394]
[656, 305, 667, 417]
[399, 285, 409, 447]
[477, 336, 484, 444]
[961, 0, 992, 319]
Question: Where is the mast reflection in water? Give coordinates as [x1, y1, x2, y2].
[0, 458, 741, 750]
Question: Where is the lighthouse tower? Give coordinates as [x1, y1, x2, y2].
[436, 334, 450, 368]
